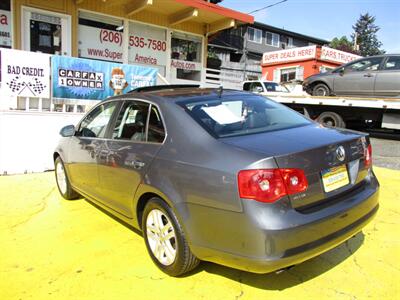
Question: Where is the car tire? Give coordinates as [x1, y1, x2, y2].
[54, 156, 79, 200]
[142, 197, 200, 276]
[317, 111, 346, 128]
[312, 83, 330, 96]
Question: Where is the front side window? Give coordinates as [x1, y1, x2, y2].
[78, 102, 117, 138]
[181, 94, 311, 138]
[344, 57, 383, 72]
[266, 32, 280, 47]
[112, 101, 150, 141]
[248, 27, 262, 43]
[383, 56, 400, 70]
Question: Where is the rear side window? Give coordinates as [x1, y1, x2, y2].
[112, 101, 149, 141]
[78, 102, 117, 138]
[148, 106, 166, 143]
[383, 56, 400, 70]
[181, 94, 311, 138]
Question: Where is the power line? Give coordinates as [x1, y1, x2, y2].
[248, 0, 288, 14]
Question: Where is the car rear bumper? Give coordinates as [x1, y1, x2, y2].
[187, 173, 379, 273]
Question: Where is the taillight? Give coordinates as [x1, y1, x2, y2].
[364, 144, 372, 168]
[238, 168, 308, 203]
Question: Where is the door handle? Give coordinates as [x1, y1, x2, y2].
[363, 73, 374, 77]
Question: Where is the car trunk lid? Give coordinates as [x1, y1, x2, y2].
[222, 124, 369, 209]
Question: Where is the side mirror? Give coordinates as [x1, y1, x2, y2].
[339, 68, 345, 76]
[60, 125, 76, 137]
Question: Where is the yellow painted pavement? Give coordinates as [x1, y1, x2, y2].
[0, 167, 399, 300]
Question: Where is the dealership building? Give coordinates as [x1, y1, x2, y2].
[0, 0, 253, 112]
[261, 45, 362, 83]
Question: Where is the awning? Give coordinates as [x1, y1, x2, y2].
[124, 0, 254, 34]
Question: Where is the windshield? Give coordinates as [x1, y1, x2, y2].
[181, 94, 311, 138]
[263, 82, 289, 93]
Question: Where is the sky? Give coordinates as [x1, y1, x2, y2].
[222, 0, 400, 53]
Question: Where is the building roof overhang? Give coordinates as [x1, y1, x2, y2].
[80, 0, 254, 35]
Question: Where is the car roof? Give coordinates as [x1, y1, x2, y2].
[107, 87, 247, 103]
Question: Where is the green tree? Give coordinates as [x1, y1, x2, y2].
[351, 13, 385, 56]
[330, 36, 358, 54]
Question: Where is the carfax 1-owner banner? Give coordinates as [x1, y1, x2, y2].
[0, 48, 50, 98]
[52, 55, 157, 100]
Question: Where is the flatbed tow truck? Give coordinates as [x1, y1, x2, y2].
[242, 80, 400, 137]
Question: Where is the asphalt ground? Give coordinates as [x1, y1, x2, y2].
[1, 165, 399, 300]
[370, 138, 400, 170]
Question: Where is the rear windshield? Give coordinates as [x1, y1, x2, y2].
[180, 94, 311, 138]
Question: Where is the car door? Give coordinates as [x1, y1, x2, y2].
[374, 56, 400, 96]
[333, 57, 383, 96]
[67, 101, 119, 199]
[96, 100, 166, 217]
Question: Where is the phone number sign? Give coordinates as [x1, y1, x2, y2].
[128, 22, 167, 67]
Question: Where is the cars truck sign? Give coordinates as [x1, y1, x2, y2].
[321, 47, 362, 64]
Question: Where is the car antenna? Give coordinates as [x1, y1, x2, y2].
[217, 86, 223, 98]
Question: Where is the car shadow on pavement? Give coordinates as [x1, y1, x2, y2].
[186, 232, 365, 290]
[83, 197, 365, 290]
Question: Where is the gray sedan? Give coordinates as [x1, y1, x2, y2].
[303, 54, 400, 97]
[54, 86, 379, 276]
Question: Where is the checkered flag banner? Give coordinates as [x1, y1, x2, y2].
[6, 76, 47, 97]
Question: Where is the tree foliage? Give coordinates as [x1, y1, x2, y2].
[329, 36, 358, 54]
[351, 13, 385, 56]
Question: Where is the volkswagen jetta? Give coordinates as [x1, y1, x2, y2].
[54, 86, 379, 276]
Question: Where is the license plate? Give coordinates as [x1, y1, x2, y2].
[321, 165, 350, 193]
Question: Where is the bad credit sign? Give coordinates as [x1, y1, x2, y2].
[262, 46, 317, 65]
[0, 49, 50, 98]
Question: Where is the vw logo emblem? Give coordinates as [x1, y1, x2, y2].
[336, 146, 346, 162]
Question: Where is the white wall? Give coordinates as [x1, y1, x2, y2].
[0, 111, 83, 175]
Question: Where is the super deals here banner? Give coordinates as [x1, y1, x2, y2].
[52, 56, 157, 100]
[0, 49, 51, 98]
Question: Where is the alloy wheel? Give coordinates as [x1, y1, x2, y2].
[146, 209, 177, 266]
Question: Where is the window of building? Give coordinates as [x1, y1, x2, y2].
[280, 67, 297, 82]
[78, 11, 124, 63]
[266, 32, 280, 47]
[171, 32, 202, 81]
[21, 7, 71, 55]
[248, 27, 262, 44]
[0, 0, 12, 48]
[128, 21, 167, 76]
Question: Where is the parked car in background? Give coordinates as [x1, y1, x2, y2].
[54, 86, 379, 276]
[303, 54, 400, 97]
[243, 80, 307, 96]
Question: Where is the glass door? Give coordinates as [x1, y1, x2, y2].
[21, 6, 71, 56]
